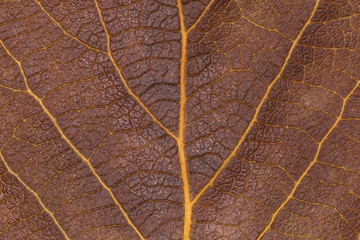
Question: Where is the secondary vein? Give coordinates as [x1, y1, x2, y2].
[93, 0, 177, 142]
[191, 0, 321, 206]
[0, 40, 145, 240]
[0, 153, 71, 240]
[257, 68, 360, 240]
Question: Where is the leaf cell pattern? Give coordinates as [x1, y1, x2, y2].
[0, 0, 360, 239]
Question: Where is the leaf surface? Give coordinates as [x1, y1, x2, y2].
[0, 0, 360, 239]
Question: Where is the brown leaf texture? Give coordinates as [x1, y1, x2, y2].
[1, 0, 360, 239]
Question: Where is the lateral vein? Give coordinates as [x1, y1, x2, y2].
[191, 0, 321, 206]
[0, 40, 145, 240]
[186, 0, 216, 33]
[256, 71, 360, 240]
[93, 0, 177, 141]
[0, 153, 71, 240]
[34, 0, 108, 55]
[37, 0, 176, 140]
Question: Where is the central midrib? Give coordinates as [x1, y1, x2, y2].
[176, 0, 192, 239]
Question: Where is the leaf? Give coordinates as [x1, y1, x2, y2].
[0, 0, 360, 239]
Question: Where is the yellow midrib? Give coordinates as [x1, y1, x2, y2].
[1, 1, 329, 239]
[176, 0, 192, 239]
[35, 0, 203, 238]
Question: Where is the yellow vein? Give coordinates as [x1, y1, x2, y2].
[191, 0, 321, 205]
[186, 0, 216, 33]
[38, 0, 175, 142]
[293, 198, 360, 235]
[240, 14, 293, 42]
[233, 0, 293, 42]
[0, 40, 145, 240]
[256, 72, 360, 240]
[0, 83, 27, 93]
[0, 153, 71, 240]
[93, 0, 177, 141]
[34, 0, 108, 55]
[176, 0, 192, 239]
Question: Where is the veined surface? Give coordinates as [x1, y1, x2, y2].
[0, 0, 360, 239]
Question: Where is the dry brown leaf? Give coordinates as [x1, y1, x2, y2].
[0, 0, 360, 239]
